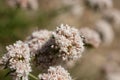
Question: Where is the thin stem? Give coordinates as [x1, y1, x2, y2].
[29, 73, 38, 80]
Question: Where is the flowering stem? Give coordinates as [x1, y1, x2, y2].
[29, 73, 38, 80]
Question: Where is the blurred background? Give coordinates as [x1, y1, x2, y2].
[0, 0, 120, 80]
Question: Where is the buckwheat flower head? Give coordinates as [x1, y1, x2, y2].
[38, 66, 72, 80]
[102, 9, 120, 28]
[85, 0, 113, 11]
[94, 20, 114, 45]
[53, 24, 84, 60]
[79, 27, 101, 48]
[2, 41, 31, 80]
[26, 30, 52, 56]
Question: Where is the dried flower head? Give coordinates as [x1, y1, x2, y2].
[6, 0, 38, 10]
[85, 0, 113, 11]
[2, 41, 31, 80]
[38, 66, 72, 80]
[79, 27, 101, 48]
[26, 30, 52, 56]
[94, 20, 114, 45]
[53, 24, 84, 60]
[102, 9, 120, 28]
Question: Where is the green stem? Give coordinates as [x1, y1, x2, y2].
[29, 73, 38, 80]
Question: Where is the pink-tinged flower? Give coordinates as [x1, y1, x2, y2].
[53, 24, 84, 60]
[38, 66, 72, 80]
[35, 24, 84, 70]
[26, 30, 52, 56]
[2, 41, 31, 80]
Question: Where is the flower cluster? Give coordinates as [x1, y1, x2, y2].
[79, 27, 101, 48]
[38, 66, 72, 80]
[94, 20, 114, 45]
[2, 41, 31, 80]
[34, 24, 85, 70]
[1, 21, 116, 80]
[26, 30, 51, 56]
[53, 24, 84, 60]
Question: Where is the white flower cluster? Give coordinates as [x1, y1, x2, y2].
[26, 30, 51, 56]
[94, 20, 114, 45]
[2, 41, 31, 80]
[53, 24, 84, 60]
[32, 24, 85, 70]
[79, 27, 101, 48]
[85, 0, 113, 11]
[38, 66, 72, 80]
